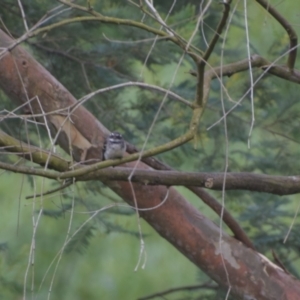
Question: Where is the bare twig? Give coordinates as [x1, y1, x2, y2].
[138, 282, 217, 300]
[25, 180, 73, 200]
[196, 0, 232, 106]
[144, 0, 174, 36]
[17, 0, 29, 32]
[75, 82, 195, 109]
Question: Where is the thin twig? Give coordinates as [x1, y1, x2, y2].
[25, 180, 73, 199]
[17, 0, 29, 32]
[196, 0, 231, 106]
[144, 0, 174, 36]
[138, 282, 217, 300]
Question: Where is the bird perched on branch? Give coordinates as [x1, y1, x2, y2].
[103, 131, 126, 160]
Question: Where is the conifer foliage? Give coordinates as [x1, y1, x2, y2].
[0, 1, 300, 299]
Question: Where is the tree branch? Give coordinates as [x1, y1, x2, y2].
[91, 168, 300, 196]
[255, 0, 298, 71]
[138, 282, 217, 300]
[3, 131, 299, 196]
[196, 0, 232, 107]
[0, 129, 69, 171]
[206, 55, 300, 84]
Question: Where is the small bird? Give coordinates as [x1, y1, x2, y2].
[104, 131, 126, 160]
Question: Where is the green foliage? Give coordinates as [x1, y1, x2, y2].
[65, 223, 96, 254]
[41, 203, 73, 219]
[1, 0, 300, 299]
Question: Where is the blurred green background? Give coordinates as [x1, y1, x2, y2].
[1, 0, 300, 299]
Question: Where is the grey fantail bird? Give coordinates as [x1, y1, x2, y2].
[104, 132, 126, 160]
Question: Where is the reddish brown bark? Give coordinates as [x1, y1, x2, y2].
[1, 29, 300, 299]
